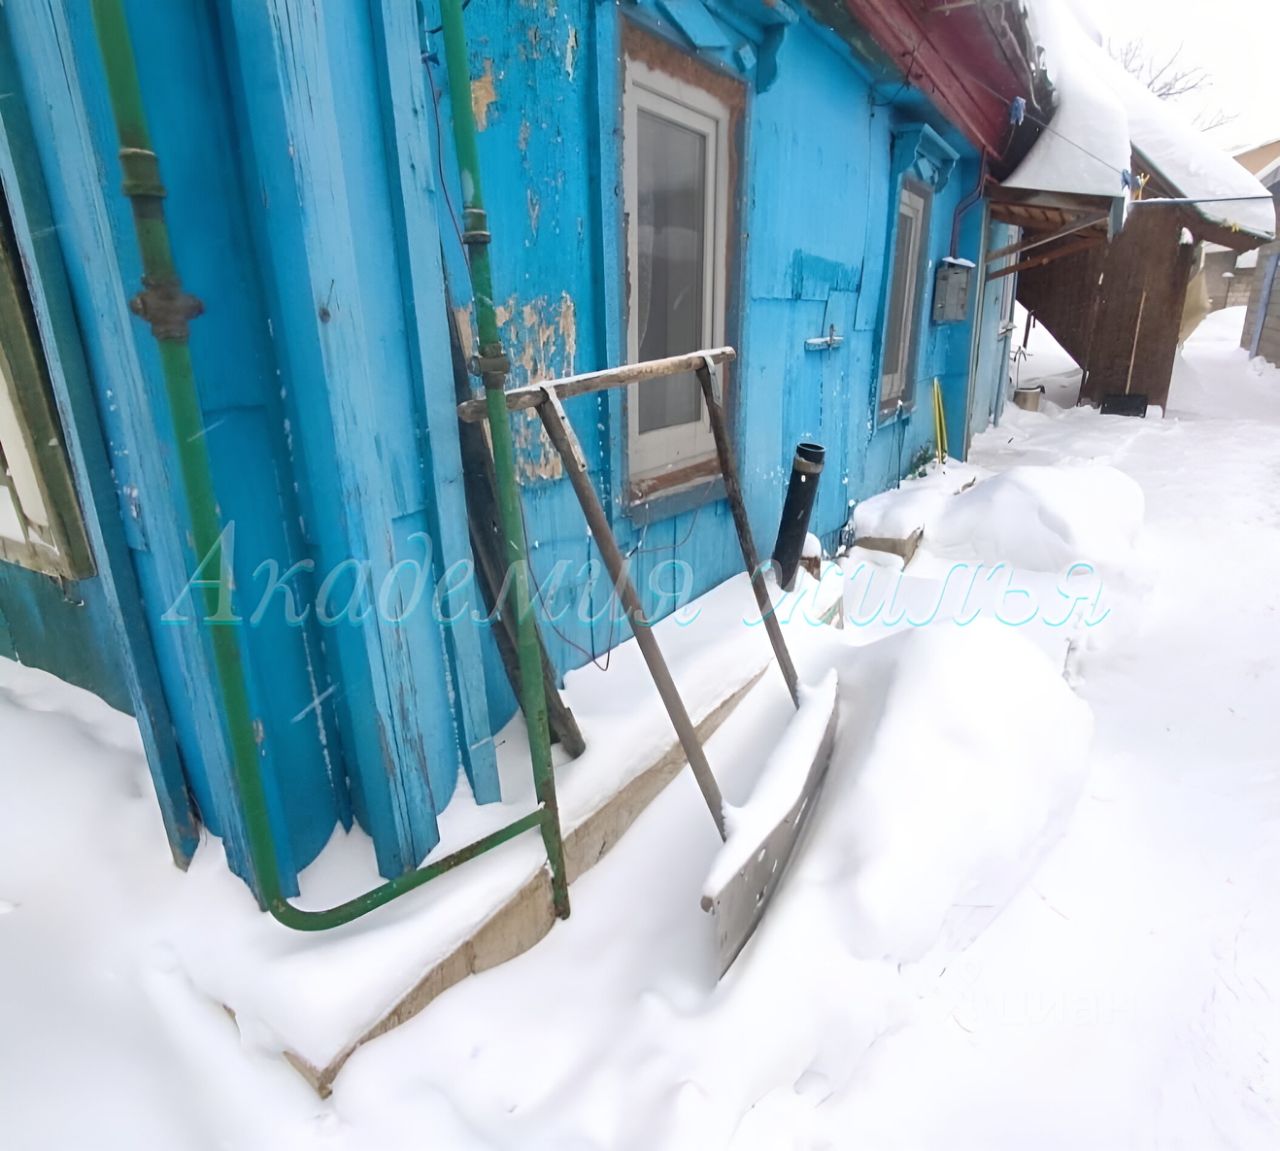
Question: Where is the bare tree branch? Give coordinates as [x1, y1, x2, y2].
[1107, 37, 1235, 132]
[1193, 107, 1238, 132]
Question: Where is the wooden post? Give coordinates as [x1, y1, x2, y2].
[695, 359, 800, 707]
[536, 388, 727, 839]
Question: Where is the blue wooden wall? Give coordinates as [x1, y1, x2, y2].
[1, 0, 501, 894]
[0, 8, 129, 716]
[0, 565, 130, 712]
[2, 0, 1013, 895]
[0, 5, 199, 864]
[970, 218, 1020, 441]
[427, 0, 1001, 726]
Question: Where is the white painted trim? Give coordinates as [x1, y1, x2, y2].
[880, 184, 928, 411]
[622, 56, 728, 485]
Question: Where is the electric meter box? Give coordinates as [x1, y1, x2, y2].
[932, 258, 973, 324]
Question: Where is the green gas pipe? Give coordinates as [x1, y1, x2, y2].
[438, 0, 569, 917]
[90, 0, 569, 928]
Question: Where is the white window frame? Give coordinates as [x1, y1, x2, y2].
[0, 191, 90, 579]
[622, 56, 729, 490]
[879, 180, 931, 417]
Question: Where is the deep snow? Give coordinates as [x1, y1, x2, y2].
[1005, 304, 1085, 408]
[3, 307, 1280, 1148]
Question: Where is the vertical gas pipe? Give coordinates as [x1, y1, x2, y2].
[91, 0, 288, 907]
[93, 0, 568, 929]
[437, 0, 569, 918]
[771, 442, 826, 590]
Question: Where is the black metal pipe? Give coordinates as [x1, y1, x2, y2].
[771, 442, 825, 590]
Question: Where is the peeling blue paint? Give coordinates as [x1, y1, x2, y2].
[1, 0, 1014, 897]
[0, 0, 500, 895]
[435, 0, 1006, 726]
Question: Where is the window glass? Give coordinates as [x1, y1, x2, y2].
[623, 55, 729, 489]
[880, 183, 930, 412]
[636, 110, 705, 435]
[0, 479, 24, 542]
[0, 357, 51, 533]
[0, 191, 90, 577]
[882, 207, 917, 379]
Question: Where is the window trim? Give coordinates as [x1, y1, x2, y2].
[0, 190, 91, 579]
[877, 176, 934, 420]
[621, 53, 730, 496]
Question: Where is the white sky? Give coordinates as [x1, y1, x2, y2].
[1074, 0, 1280, 151]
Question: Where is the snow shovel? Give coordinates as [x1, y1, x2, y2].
[463, 347, 837, 973]
[1101, 289, 1150, 417]
[528, 352, 839, 976]
[693, 358, 840, 976]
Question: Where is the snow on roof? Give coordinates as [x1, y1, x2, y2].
[1003, 0, 1130, 201]
[1006, 1, 1275, 241]
[1112, 68, 1275, 239]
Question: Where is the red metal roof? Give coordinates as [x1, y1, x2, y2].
[842, 0, 1038, 160]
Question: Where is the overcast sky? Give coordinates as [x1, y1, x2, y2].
[1075, 0, 1280, 151]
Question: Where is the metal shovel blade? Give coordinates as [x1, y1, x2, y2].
[701, 678, 839, 978]
[1100, 393, 1149, 417]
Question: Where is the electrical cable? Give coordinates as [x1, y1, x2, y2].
[423, 50, 467, 256]
[424, 0, 470, 37]
[871, 40, 921, 110]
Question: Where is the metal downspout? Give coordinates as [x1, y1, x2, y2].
[963, 200, 991, 447]
[91, 0, 570, 928]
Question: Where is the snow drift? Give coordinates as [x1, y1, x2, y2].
[854, 462, 1144, 575]
[811, 621, 1093, 963]
[929, 464, 1145, 573]
[851, 462, 983, 542]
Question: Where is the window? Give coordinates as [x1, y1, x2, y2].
[879, 179, 933, 416]
[622, 53, 730, 496]
[0, 192, 90, 579]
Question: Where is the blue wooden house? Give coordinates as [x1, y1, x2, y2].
[0, 0, 1043, 899]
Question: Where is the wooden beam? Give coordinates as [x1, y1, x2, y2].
[457, 347, 737, 423]
[986, 235, 1105, 281]
[986, 213, 1110, 262]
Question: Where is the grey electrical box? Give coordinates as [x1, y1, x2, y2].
[932, 259, 973, 324]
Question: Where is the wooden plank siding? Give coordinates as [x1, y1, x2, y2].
[1018, 205, 1197, 410]
[438, 0, 994, 727]
[0, 0, 1022, 898]
[1, 0, 501, 895]
[1080, 205, 1195, 409]
[1017, 243, 1107, 370]
[1243, 241, 1280, 367]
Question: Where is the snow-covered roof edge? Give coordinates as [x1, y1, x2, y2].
[1002, 0, 1130, 202]
[1004, 0, 1275, 242]
[1115, 73, 1274, 240]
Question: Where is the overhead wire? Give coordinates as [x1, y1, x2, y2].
[963, 70, 1272, 212]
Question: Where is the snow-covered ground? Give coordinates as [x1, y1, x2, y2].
[3, 306, 1279, 1148]
[1010, 303, 1085, 407]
